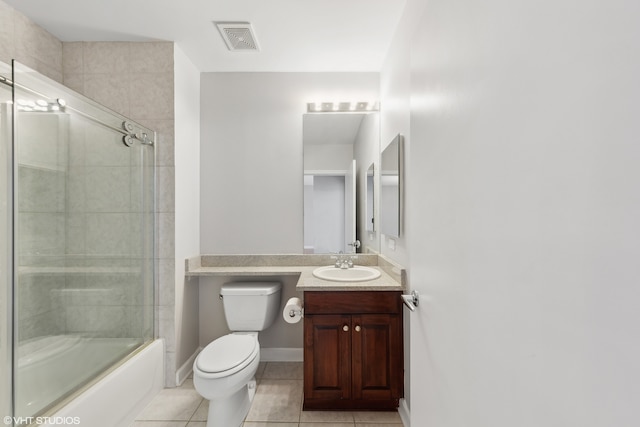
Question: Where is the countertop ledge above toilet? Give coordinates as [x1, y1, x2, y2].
[185, 254, 406, 291]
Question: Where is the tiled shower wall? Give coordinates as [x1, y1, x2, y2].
[15, 113, 68, 340]
[0, 1, 62, 82]
[0, 0, 178, 386]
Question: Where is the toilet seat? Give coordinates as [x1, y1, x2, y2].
[196, 334, 258, 378]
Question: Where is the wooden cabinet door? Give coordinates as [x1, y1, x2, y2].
[351, 314, 403, 401]
[304, 314, 352, 400]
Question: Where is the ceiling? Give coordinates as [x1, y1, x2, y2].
[5, 0, 406, 73]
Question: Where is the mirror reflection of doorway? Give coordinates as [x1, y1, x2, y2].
[303, 166, 355, 254]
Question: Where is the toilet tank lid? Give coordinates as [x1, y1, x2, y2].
[221, 282, 281, 296]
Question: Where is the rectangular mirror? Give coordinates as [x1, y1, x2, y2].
[303, 112, 378, 253]
[380, 134, 403, 237]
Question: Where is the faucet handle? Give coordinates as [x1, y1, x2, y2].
[330, 253, 342, 268]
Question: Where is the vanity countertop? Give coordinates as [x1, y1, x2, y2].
[185, 254, 406, 291]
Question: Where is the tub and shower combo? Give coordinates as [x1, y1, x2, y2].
[1, 61, 163, 426]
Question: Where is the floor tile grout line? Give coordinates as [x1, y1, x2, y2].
[133, 362, 399, 426]
[186, 397, 204, 423]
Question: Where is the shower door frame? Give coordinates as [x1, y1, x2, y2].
[0, 64, 15, 425]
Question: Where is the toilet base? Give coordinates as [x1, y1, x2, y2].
[205, 377, 257, 427]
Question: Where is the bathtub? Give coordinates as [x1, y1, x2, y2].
[15, 337, 163, 427]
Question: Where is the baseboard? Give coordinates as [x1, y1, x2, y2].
[176, 346, 202, 386]
[260, 347, 303, 362]
[179, 347, 301, 382]
[398, 398, 410, 427]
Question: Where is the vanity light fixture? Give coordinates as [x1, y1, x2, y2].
[307, 101, 379, 113]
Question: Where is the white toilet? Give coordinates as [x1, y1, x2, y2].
[193, 281, 282, 427]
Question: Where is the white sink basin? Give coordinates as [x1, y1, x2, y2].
[312, 265, 381, 282]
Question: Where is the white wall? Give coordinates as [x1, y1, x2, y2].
[173, 45, 200, 373]
[379, 6, 413, 267]
[198, 275, 303, 352]
[200, 72, 378, 254]
[382, 0, 640, 426]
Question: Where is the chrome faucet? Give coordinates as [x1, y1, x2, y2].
[331, 252, 358, 269]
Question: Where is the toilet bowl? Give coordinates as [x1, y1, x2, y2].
[193, 333, 260, 426]
[193, 282, 282, 427]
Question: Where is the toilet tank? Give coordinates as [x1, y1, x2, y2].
[220, 282, 282, 331]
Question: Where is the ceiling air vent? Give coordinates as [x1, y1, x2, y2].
[214, 22, 259, 51]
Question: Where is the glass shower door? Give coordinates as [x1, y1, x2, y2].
[12, 61, 155, 420]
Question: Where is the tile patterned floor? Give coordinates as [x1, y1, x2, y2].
[130, 362, 404, 427]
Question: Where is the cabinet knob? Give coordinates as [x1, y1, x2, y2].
[355, 325, 361, 332]
[343, 325, 349, 332]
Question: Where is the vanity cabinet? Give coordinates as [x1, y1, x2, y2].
[303, 291, 403, 410]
